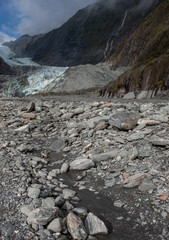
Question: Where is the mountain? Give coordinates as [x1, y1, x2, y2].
[98, 0, 169, 97]
[0, 57, 14, 75]
[3, 0, 155, 67]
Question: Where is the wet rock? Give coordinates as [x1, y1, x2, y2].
[67, 212, 87, 240]
[86, 212, 108, 236]
[47, 218, 62, 233]
[27, 207, 59, 225]
[70, 158, 94, 171]
[123, 173, 147, 188]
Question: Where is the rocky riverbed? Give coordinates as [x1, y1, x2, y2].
[0, 95, 169, 240]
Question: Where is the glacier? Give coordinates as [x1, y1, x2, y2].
[23, 66, 68, 95]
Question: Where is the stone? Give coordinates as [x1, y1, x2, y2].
[63, 189, 76, 199]
[27, 207, 59, 225]
[47, 218, 62, 233]
[49, 138, 65, 152]
[60, 163, 69, 173]
[28, 187, 40, 199]
[22, 113, 36, 120]
[26, 102, 35, 112]
[86, 116, 110, 129]
[20, 205, 33, 216]
[140, 103, 153, 112]
[151, 138, 169, 147]
[137, 119, 159, 126]
[114, 200, 124, 208]
[151, 115, 168, 123]
[104, 178, 116, 187]
[109, 112, 138, 131]
[73, 207, 88, 216]
[42, 197, 55, 208]
[138, 180, 156, 192]
[61, 113, 73, 121]
[67, 212, 87, 240]
[15, 124, 29, 132]
[130, 146, 138, 160]
[138, 143, 152, 158]
[70, 158, 94, 171]
[86, 212, 108, 236]
[72, 107, 84, 115]
[123, 92, 135, 99]
[123, 173, 147, 188]
[55, 196, 65, 207]
[136, 91, 148, 99]
[91, 150, 118, 163]
[127, 132, 145, 141]
[17, 144, 28, 152]
[94, 121, 108, 131]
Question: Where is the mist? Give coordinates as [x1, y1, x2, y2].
[10, 0, 96, 35]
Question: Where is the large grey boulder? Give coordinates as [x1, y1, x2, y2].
[27, 207, 59, 225]
[109, 112, 138, 130]
[86, 212, 108, 236]
[67, 212, 87, 240]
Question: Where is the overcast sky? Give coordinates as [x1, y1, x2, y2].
[0, 0, 96, 44]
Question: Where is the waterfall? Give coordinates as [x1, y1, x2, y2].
[119, 10, 128, 31]
[104, 10, 128, 59]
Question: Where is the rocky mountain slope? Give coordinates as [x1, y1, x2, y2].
[99, 0, 169, 97]
[3, 0, 156, 67]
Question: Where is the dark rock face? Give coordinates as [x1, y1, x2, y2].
[98, 0, 169, 97]
[4, 0, 153, 67]
[0, 57, 14, 75]
[3, 34, 42, 57]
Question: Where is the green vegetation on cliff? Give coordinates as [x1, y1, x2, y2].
[105, 0, 169, 95]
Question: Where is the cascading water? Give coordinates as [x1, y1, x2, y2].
[104, 10, 128, 59]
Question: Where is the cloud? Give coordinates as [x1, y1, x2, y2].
[9, 0, 96, 35]
[0, 31, 15, 44]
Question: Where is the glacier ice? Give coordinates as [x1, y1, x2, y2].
[23, 66, 68, 95]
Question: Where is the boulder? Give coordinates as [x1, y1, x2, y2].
[67, 212, 87, 240]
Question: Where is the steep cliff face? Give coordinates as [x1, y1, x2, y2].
[99, 0, 169, 97]
[0, 57, 14, 75]
[4, 0, 154, 67]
